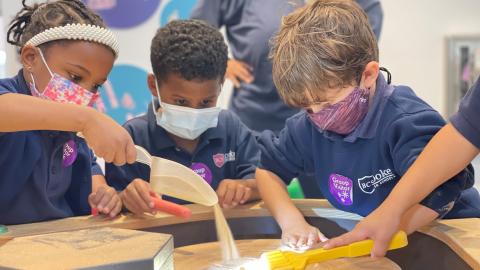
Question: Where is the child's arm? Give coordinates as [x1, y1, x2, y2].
[0, 93, 136, 165]
[400, 204, 439, 235]
[89, 175, 123, 217]
[325, 123, 478, 255]
[216, 178, 259, 208]
[381, 124, 477, 223]
[256, 116, 326, 248]
[257, 168, 327, 248]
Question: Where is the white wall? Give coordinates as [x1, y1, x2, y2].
[2, 0, 22, 77]
[378, 0, 480, 116]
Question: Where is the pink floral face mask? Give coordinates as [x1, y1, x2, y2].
[28, 49, 99, 107]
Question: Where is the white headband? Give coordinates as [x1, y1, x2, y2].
[24, 23, 119, 58]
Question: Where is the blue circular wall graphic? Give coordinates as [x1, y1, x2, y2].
[83, 0, 161, 28]
[96, 64, 151, 124]
[159, 0, 198, 26]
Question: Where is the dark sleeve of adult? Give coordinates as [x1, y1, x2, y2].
[356, 0, 384, 39]
[190, 0, 246, 28]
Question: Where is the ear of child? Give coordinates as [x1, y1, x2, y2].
[359, 61, 380, 90]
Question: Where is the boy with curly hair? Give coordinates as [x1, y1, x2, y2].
[106, 20, 260, 214]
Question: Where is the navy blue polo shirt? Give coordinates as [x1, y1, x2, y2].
[259, 74, 476, 218]
[451, 77, 480, 149]
[0, 70, 101, 225]
[191, 0, 383, 133]
[105, 103, 260, 204]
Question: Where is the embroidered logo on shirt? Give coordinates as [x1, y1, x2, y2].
[329, 174, 354, 206]
[358, 168, 396, 194]
[212, 151, 236, 168]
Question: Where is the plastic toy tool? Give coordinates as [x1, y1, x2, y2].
[136, 145, 218, 207]
[90, 196, 191, 218]
[151, 196, 191, 218]
[77, 133, 217, 210]
[261, 231, 408, 270]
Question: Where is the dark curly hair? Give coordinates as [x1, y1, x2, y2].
[7, 0, 106, 51]
[150, 19, 228, 84]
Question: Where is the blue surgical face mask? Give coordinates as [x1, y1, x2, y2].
[151, 78, 221, 140]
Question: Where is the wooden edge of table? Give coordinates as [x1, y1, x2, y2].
[418, 218, 480, 269]
[1, 199, 479, 269]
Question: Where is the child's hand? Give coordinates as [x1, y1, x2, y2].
[81, 109, 136, 166]
[120, 178, 158, 215]
[323, 206, 401, 257]
[282, 220, 328, 250]
[88, 185, 122, 218]
[216, 179, 252, 208]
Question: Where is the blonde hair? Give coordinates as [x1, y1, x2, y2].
[271, 0, 379, 107]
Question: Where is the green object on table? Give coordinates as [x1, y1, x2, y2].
[287, 178, 305, 199]
[0, 225, 7, 234]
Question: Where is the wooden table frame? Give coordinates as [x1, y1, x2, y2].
[1, 199, 478, 269]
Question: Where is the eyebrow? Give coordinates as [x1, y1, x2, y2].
[172, 94, 188, 99]
[66, 62, 91, 75]
[204, 94, 218, 100]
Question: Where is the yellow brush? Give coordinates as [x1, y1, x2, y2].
[261, 231, 408, 270]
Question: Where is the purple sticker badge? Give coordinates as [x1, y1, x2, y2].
[190, 162, 213, 185]
[62, 139, 78, 167]
[328, 173, 353, 206]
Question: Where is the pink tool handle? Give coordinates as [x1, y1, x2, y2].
[151, 196, 192, 219]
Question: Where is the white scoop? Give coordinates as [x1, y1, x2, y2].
[76, 133, 218, 206]
[134, 145, 218, 206]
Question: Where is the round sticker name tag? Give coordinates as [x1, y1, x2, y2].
[62, 139, 78, 167]
[328, 173, 353, 206]
[190, 162, 213, 185]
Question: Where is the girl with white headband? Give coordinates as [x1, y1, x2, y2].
[0, 0, 136, 224]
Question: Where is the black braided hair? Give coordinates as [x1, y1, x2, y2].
[150, 19, 228, 84]
[7, 0, 106, 50]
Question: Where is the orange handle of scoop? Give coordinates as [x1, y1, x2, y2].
[151, 196, 192, 219]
